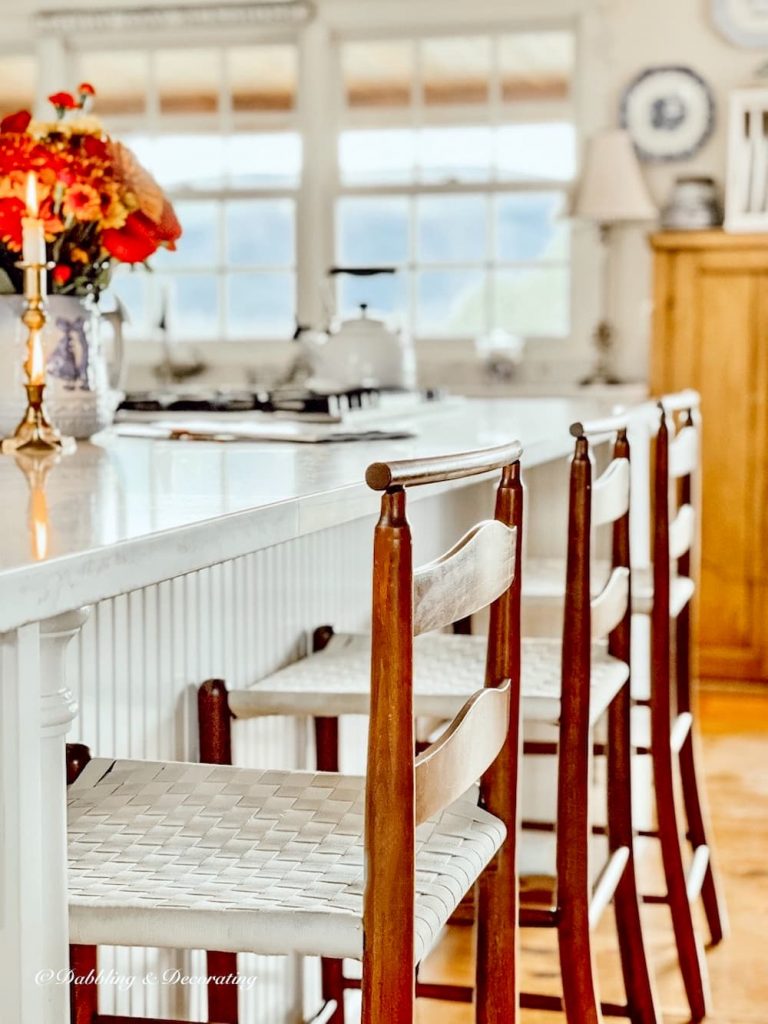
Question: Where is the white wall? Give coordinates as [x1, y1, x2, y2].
[588, 0, 762, 381]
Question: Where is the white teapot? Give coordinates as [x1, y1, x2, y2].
[299, 304, 415, 391]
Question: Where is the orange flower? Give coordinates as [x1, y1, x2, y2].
[62, 182, 101, 221]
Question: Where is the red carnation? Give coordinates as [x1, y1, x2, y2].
[52, 264, 73, 287]
[102, 211, 161, 264]
[77, 83, 95, 96]
[0, 109, 32, 133]
[48, 92, 78, 117]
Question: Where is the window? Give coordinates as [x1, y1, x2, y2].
[77, 44, 301, 342]
[335, 31, 576, 341]
[0, 54, 36, 119]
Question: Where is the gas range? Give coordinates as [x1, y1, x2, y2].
[117, 386, 446, 424]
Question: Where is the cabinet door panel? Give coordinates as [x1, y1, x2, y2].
[652, 236, 768, 681]
[696, 269, 761, 667]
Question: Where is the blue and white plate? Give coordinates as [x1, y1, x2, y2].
[620, 66, 715, 163]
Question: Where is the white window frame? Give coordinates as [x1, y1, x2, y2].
[26, 0, 601, 374]
[332, 27, 576, 344]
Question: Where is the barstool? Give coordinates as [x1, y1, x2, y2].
[524, 390, 727, 1022]
[67, 440, 524, 1024]
[198, 419, 659, 1024]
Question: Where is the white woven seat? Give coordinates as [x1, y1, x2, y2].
[524, 556, 694, 616]
[68, 758, 504, 964]
[228, 632, 628, 728]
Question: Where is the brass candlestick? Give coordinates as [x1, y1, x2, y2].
[1, 260, 75, 455]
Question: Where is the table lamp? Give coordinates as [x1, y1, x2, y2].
[574, 129, 657, 385]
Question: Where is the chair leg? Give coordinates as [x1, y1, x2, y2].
[315, 715, 346, 1024]
[558, 901, 601, 1024]
[678, 730, 728, 945]
[67, 747, 100, 1024]
[653, 740, 711, 1022]
[475, 721, 518, 1022]
[675, 606, 728, 947]
[70, 943, 99, 1024]
[206, 951, 239, 1024]
[556, 718, 602, 1024]
[198, 680, 238, 1023]
[607, 684, 660, 1024]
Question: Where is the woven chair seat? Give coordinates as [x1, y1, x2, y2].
[524, 557, 694, 616]
[68, 759, 504, 963]
[228, 633, 627, 728]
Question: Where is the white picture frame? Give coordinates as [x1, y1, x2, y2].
[712, 0, 768, 48]
[725, 88, 768, 232]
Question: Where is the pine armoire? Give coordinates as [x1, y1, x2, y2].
[651, 230, 768, 682]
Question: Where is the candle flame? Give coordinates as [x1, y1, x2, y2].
[29, 330, 45, 384]
[25, 171, 39, 217]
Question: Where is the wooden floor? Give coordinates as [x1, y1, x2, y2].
[414, 682, 768, 1024]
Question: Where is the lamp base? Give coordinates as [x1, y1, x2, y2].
[580, 319, 621, 388]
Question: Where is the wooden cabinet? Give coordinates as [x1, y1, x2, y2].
[651, 231, 768, 682]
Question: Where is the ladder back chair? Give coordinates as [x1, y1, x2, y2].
[67, 439, 525, 1024]
[518, 419, 658, 1024]
[640, 392, 726, 1023]
[198, 420, 659, 1024]
[520, 390, 727, 1024]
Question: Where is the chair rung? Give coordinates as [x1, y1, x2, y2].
[522, 818, 555, 833]
[601, 1001, 633, 1018]
[687, 844, 711, 902]
[416, 981, 473, 1002]
[671, 711, 693, 753]
[521, 991, 632, 1017]
[521, 992, 563, 1012]
[589, 847, 630, 929]
[523, 740, 558, 756]
[309, 1001, 342, 1024]
[632, 698, 652, 707]
[642, 894, 669, 905]
[98, 1018, 197, 1024]
[520, 905, 559, 927]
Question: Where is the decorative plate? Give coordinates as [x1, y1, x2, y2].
[620, 66, 715, 162]
[711, 0, 768, 48]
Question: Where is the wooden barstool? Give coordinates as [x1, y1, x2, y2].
[641, 395, 726, 1021]
[67, 440, 524, 1024]
[523, 391, 727, 1022]
[199, 419, 659, 1024]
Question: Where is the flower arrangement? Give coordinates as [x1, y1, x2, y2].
[0, 84, 181, 299]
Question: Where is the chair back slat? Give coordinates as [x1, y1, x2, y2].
[668, 425, 698, 479]
[413, 521, 517, 636]
[592, 457, 630, 527]
[669, 503, 695, 560]
[414, 682, 511, 825]
[591, 566, 630, 640]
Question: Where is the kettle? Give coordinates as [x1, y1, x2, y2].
[295, 268, 416, 391]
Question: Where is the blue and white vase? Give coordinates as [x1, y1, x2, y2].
[0, 294, 124, 439]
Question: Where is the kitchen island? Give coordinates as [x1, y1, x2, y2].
[0, 396, 630, 1024]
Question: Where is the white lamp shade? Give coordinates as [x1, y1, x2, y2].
[573, 129, 658, 224]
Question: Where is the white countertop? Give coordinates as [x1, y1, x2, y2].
[0, 397, 617, 631]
